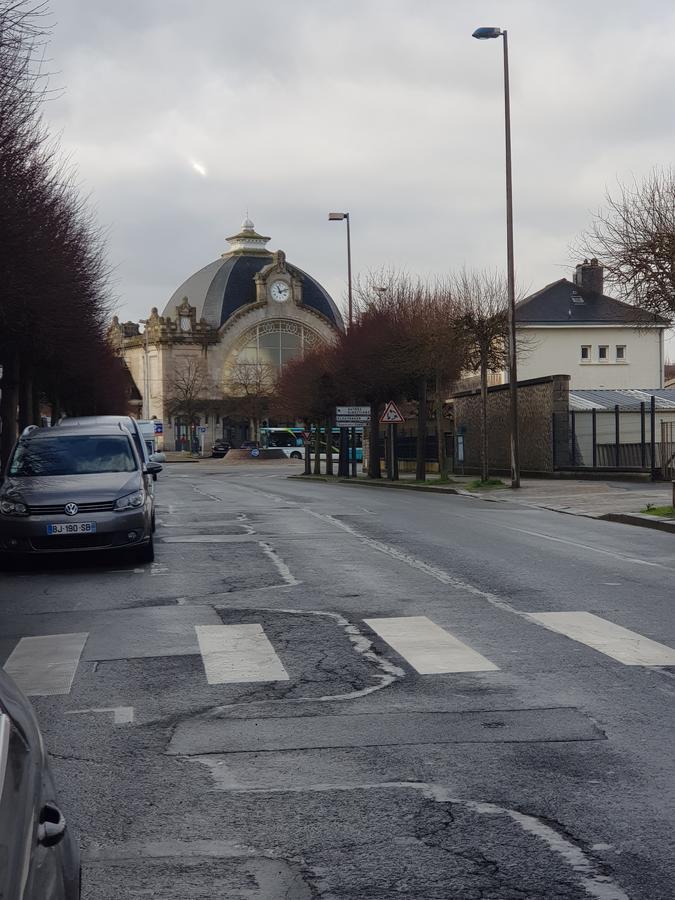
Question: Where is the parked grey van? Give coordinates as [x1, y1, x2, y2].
[0, 424, 160, 563]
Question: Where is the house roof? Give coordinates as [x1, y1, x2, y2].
[569, 388, 675, 411]
[516, 278, 668, 327]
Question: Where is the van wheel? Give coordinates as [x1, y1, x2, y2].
[290, 451, 302, 459]
[151, 513, 156, 533]
[136, 536, 154, 564]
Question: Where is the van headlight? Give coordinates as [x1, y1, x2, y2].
[0, 497, 28, 516]
[113, 491, 144, 511]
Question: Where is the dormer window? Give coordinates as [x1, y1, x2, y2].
[180, 315, 192, 332]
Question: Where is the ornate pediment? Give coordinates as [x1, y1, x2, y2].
[253, 250, 303, 306]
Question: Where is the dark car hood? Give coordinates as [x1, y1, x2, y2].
[1, 472, 141, 504]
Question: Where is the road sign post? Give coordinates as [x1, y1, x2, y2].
[303, 431, 312, 475]
[338, 428, 349, 477]
[336, 407, 369, 479]
[198, 425, 207, 456]
[380, 402, 404, 481]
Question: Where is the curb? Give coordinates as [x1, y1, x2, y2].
[293, 475, 463, 495]
[601, 512, 675, 534]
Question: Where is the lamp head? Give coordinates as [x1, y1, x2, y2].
[328, 212, 348, 221]
[472, 26, 502, 39]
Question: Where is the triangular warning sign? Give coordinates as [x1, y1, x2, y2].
[380, 401, 405, 424]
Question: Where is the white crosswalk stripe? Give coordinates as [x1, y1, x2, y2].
[4, 633, 89, 696]
[363, 615, 499, 674]
[195, 624, 290, 684]
[529, 611, 675, 666]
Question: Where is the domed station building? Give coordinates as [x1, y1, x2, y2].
[112, 219, 344, 450]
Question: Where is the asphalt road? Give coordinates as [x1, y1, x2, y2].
[2, 461, 674, 899]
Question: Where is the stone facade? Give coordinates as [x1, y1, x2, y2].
[109, 221, 343, 450]
[452, 375, 571, 475]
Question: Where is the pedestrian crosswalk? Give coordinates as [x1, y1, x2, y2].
[4, 633, 88, 696]
[363, 616, 499, 674]
[528, 611, 675, 666]
[3, 613, 674, 697]
[195, 623, 290, 684]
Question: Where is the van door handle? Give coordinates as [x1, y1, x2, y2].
[37, 803, 67, 847]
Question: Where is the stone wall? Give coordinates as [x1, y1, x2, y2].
[452, 375, 570, 474]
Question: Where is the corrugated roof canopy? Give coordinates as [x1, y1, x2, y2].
[569, 388, 675, 410]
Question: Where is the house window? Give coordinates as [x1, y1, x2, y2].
[616, 345, 626, 361]
[598, 345, 608, 361]
[580, 345, 591, 361]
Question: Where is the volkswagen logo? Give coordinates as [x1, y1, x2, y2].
[64, 503, 79, 516]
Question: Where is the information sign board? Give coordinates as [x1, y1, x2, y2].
[336, 405, 370, 427]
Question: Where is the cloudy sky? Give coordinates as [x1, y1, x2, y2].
[47, 0, 675, 337]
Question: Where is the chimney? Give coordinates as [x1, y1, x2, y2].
[573, 258, 603, 295]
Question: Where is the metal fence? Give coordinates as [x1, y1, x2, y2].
[662, 421, 675, 479]
[553, 399, 674, 475]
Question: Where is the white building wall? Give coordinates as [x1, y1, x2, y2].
[516, 326, 664, 389]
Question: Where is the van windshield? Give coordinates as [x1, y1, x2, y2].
[9, 435, 138, 476]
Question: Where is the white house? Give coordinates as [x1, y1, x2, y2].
[515, 259, 668, 389]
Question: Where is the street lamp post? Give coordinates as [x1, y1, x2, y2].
[328, 212, 353, 329]
[328, 211, 356, 476]
[472, 26, 520, 488]
[139, 318, 150, 420]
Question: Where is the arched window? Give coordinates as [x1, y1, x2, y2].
[234, 320, 322, 371]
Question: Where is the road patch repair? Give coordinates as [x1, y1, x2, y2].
[167, 706, 604, 755]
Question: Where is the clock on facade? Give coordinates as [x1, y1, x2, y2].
[270, 280, 290, 303]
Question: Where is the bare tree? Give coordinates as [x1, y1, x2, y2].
[453, 270, 509, 483]
[356, 270, 464, 480]
[166, 357, 212, 429]
[576, 167, 675, 318]
[225, 361, 275, 442]
[0, 0, 127, 465]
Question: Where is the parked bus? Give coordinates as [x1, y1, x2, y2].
[260, 426, 362, 462]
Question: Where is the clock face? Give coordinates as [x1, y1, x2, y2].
[270, 280, 290, 303]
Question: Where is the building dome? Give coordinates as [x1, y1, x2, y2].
[161, 220, 344, 331]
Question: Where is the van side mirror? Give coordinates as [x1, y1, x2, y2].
[145, 461, 162, 479]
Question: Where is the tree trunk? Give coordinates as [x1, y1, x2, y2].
[367, 404, 381, 478]
[32, 385, 42, 428]
[18, 358, 33, 432]
[325, 414, 334, 476]
[50, 393, 60, 426]
[415, 377, 427, 481]
[480, 351, 489, 482]
[313, 422, 321, 475]
[435, 369, 448, 479]
[0, 350, 20, 471]
[304, 420, 312, 475]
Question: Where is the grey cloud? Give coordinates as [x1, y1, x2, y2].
[46, 0, 675, 326]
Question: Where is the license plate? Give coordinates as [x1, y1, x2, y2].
[47, 523, 97, 535]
